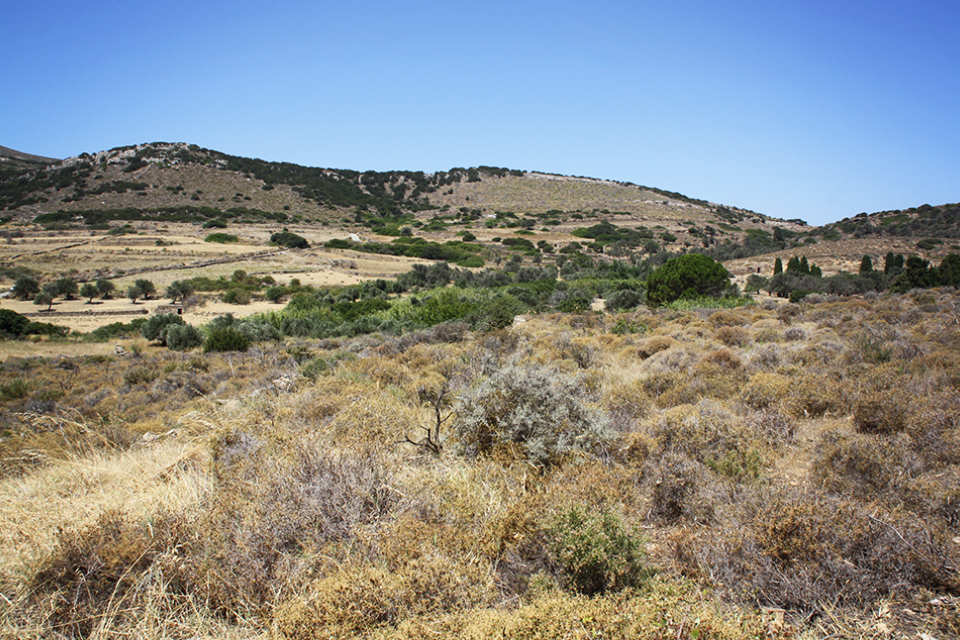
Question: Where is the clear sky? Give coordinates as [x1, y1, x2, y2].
[2, 0, 958, 225]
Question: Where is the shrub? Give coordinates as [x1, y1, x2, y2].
[646, 254, 732, 306]
[853, 388, 910, 434]
[546, 505, 647, 595]
[672, 491, 960, 611]
[0, 308, 29, 338]
[650, 400, 763, 480]
[716, 325, 751, 347]
[204, 326, 251, 352]
[452, 364, 613, 466]
[163, 323, 204, 351]
[204, 232, 238, 243]
[644, 452, 715, 524]
[270, 230, 309, 249]
[140, 313, 184, 346]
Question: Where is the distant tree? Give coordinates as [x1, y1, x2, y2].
[859, 255, 874, 275]
[773, 257, 783, 276]
[204, 326, 251, 353]
[126, 284, 144, 303]
[891, 255, 937, 292]
[646, 254, 731, 306]
[745, 274, 767, 293]
[80, 283, 98, 303]
[164, 323, 204, 351]
[773, 227, 786, 245]
[12, 276, 39, 300]
[884, 252, 904, 276]
[165, 280, 194, 304]
[34, 288, 55, 311]
[134, 279, 156, 300]
[54, 278, 78, 300]
[264, 285, 287, 304]
[96, 279, 116, 299]
[938, 254, 960, 288]
[270, 230, 309, 249]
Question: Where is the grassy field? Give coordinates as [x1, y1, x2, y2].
[0, 290, 958, 639]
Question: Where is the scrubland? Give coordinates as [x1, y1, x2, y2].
[1, 290, 959, 639]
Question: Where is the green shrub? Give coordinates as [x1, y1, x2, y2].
[141, 313, 184, 346]
[452, 364, 612, 466]
[0, 378, 30, 401]
[270, 231, 309, 249]
[546, 505, 647, 595]
[646, 254, 732, 306]
[163, 323, 204, 351]
[0, 308, 29, 338]
[204, 326, 251, 353]
[204, 232, 239, 244]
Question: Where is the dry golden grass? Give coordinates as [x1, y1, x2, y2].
[1, 291, 959, 638]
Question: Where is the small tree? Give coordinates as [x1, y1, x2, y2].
[127, 284, 144, 303]
[859, 255, 874, 275]
[646, 254, 732, 306]
[80, 283, 98, 303]
[34, 290, 54, 311]
[54, 278, 78, 300]
[773, 257, 783, 276]
[204, 326, 251, 353]
[165, 280, 194, 304]
[12, 276, 39, 300]
[0, 309, 29, 338]
[96, 279, 116, 299]
[134, 279, 156, 300]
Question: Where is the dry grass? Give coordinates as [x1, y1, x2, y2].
[2, 291, 960, 638]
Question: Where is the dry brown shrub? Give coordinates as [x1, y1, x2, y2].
[781, 326, 806, 341]
[742, 408, 796, 447]
[635, 335, 674, 359]
[716, 325, 752, 347]
[910, 392, 960, 465]
[643, 452, 715, 524]
[648, 400, 764, 481]
[602, 379, 652, 432]
[189, 433, 400, 614]
[775, 304, 802, 324]
[672, 491, 960, 612]
[283, 377, 369, 426]
[326, 388, 421, 447]
[812, 430, 922, 496]
[853, 388, 910, 434]
[708, 309, 749, 327]
[739, 372, 791, 411]
[696, 348, 742, 370]
[28, 508, 190, 638]
[784, 374, 843, 418]
[348, 355, 411, 387]
[273, 555, 493, 640]
[369, 577, 772, 640]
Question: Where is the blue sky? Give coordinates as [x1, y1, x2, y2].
[2, 0, 958, 225]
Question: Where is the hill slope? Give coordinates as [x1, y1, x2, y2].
[0, 142, 784, 227]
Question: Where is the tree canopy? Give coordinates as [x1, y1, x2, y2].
[646, 254, 731, 306]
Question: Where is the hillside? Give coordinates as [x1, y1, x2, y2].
[0, 145, 59, 183]
[0, 142, 806, 243]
